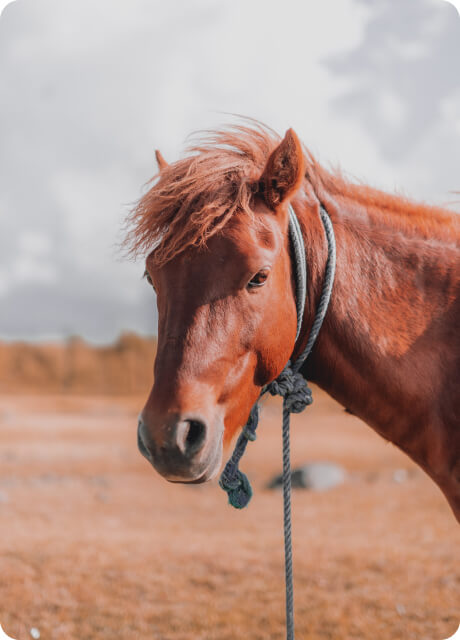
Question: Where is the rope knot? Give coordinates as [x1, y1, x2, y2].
[218, 404, 259, 509]
[219, 469, 253, 509]
[268, 362, 313, 414]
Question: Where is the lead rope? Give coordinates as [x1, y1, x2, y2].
[219, 204, 336, 640]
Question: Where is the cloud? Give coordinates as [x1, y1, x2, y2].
[0, 230, 57, 298]
[325, 0, 460, 162]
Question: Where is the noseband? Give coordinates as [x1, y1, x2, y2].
[219, 202, 336, 640]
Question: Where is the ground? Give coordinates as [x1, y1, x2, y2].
[0, 389, 458, 640]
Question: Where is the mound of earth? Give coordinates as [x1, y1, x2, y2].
[0, 334, 156, 394]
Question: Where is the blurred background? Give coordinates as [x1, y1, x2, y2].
[0, 1, 459, 639]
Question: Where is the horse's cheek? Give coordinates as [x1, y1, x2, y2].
[254, 286, 297, 383]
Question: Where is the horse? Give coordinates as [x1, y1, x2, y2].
[126, 122, 460, 522]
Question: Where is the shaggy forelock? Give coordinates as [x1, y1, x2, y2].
[124, 123, 281, 266]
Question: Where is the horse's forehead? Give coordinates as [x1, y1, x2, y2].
[147, 208, 282, 276]
[217, 206, 285, 258]
[225, 212, 278, 249]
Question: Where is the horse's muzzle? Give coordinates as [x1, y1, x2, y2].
[137, 414, 223, 483]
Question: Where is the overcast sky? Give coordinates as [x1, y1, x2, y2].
[0, 0, 459, 343]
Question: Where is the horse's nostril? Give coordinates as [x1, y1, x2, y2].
[183, 419, 206, 456]
[138, 416, 208, 467]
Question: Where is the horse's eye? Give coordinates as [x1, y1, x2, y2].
[247, 268, 270, 289]
[143, 270, 155, 289]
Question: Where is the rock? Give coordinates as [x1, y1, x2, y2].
[267, 462, 346, 491]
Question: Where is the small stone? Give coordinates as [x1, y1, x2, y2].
[0, 491, 8, 503]
[30, 628, 40, 639]
[267, 462, 346, 491]
[395, 603, 406, 616]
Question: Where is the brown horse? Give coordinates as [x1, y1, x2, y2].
[126, 123, 460, 522]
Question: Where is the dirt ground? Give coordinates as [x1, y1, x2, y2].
[0, 389, 458, 640]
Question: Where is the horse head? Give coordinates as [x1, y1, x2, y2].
[132, 128, 306, 483]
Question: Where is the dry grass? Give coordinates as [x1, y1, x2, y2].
[0, 390, 458, 640]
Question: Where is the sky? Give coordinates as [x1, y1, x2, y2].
[0, 0, 459, 343]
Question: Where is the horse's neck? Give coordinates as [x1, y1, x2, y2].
[301, 191, 459, 457]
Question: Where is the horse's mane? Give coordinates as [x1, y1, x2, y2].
[124, 123, 282, 265]
[125, 122, 459, 265]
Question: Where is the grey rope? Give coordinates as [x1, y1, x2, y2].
[218, 404, 260, 509]
[292, 206, 336, 373]
[288, 204, 307, 342]
[219, 203, 336, 640]
[282, 392, 295, 636]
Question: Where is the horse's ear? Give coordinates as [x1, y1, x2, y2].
[155, 149, 169, 171]
[258, 129, 305, 210]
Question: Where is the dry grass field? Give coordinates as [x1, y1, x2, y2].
[0, 382, 458, 640]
